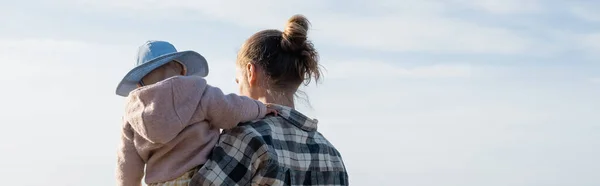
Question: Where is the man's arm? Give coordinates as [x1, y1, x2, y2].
[190, 127, 272, 186]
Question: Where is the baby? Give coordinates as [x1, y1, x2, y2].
[115, 41, 274, 186]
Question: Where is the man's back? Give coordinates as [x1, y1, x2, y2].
[191, 105, 349, 186]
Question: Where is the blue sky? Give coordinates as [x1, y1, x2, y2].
[1, 0, 599, 185]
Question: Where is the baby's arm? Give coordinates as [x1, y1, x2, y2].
[200, 84, 268, 129]
[124, 76, 268, 144]
[116, 124, 144, 186]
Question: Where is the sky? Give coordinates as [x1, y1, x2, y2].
[0, 0, 599, 185]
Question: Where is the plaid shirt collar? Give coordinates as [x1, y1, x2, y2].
[270, 104, 318, 132]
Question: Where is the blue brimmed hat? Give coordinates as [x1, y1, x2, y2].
[115, 40, 209, 97]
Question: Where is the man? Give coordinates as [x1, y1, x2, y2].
[190, 14, 348, 186]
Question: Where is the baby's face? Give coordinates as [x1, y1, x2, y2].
[141, 61, 185, 86]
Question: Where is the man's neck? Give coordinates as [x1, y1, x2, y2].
[259, 92, 295, 108]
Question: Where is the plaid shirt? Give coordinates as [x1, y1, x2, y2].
[190, 105, 348, 186]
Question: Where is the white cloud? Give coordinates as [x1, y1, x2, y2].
[0, 39, 85, 79]
[0, 38, 133, 81]
[63, 0, 536, 54]
[69, 0, 323, 26]
[0, 38, 128, 186]
[324, 60, 472, 79]
[578, 33, 600, 55]
[570, 2, 600, 22]
[452, 0, 542, 14]
[315, 15, 533, 54]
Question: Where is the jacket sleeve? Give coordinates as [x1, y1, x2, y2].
[124, 76, 267, 144]
[116, 123, 144, 186]
[199, 84, 267, 129]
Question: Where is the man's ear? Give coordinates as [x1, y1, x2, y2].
[246, 63, 257, 87]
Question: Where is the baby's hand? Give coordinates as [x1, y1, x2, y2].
[266, 104, 278, 116]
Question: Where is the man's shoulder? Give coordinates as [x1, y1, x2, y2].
[223, 116, 280, 135]
[222, 115, 343, 157]
[206, 116, 349, 185]
[216, 117, 282, 149]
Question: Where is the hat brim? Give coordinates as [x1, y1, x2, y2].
[115, 50, 209, 97]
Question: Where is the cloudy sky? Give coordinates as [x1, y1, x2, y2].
[1, 0, 599, 185]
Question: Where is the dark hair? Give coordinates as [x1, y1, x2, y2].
[238, 14, 321, 93]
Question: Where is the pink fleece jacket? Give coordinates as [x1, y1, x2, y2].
[116, 76, 267, 186]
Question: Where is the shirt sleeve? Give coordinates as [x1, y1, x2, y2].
[116, 123, 144, 186]
[189, 127, 271, 186]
